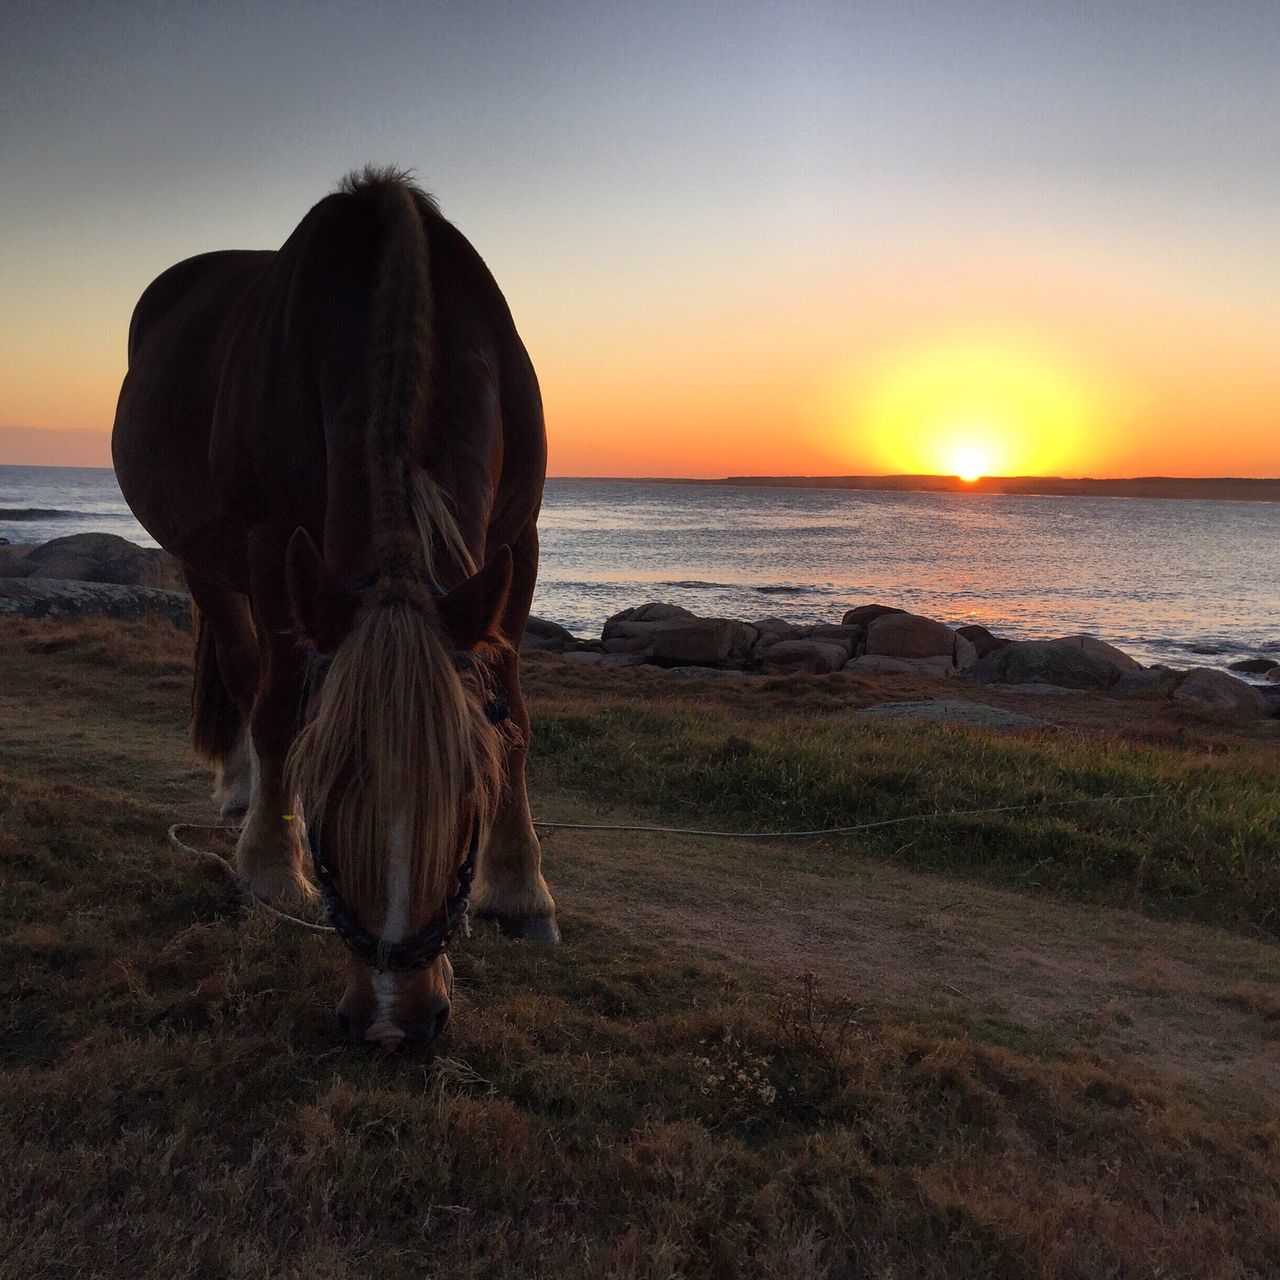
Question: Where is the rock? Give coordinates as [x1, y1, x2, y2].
[801, 623, 864, 655]
[563, 651, 646, 668]
[649, 619, 740, 665]
[521, 616, 577, 653]
[0, 578, 191, 627]
[1266, 668, 1280, 684]
[1113, 668, 1181, 699]
[845, 654, 955, 678]
[968, 640, 1119, 690]
[750, 616, 801, 641]
[955, 624, 1011, 658]
[842, 603, 906, 628]
[865, 612, 956, 659]
[601, 636, 652, 654]
[0, 544, 33, 577]
[602, 602, 694, 639]
[21, 533, 184, 590]
[1172, 668, 1271, 721]
[1228, 657, 1278, 675]
[1050, 634, 1142, 674]
[760, 639, 849, 674]
[855, 700, 1046, 732]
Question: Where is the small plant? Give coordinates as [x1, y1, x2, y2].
[773, 971, 865, 1093]
[693, 1030, 779, 1113]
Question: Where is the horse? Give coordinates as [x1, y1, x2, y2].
[112, 167, 557, 1050]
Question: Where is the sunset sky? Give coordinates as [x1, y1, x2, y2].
[1, 1, 1277, 478]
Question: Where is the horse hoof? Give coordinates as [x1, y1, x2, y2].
[490, 913, 561, 944]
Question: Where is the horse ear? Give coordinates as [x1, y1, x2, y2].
[286, 527, 351, 650]
[438, 545, 513, 651]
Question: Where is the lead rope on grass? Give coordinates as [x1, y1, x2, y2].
[168, 791, 1160, 936]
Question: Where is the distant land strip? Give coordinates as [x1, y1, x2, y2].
[572, 475, 1280, 502]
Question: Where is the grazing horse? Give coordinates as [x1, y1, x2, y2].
[112, 168, 557, 1049]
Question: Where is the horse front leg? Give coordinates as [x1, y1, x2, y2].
[473, 630, 559, 942]
[235, 624, 313, 909]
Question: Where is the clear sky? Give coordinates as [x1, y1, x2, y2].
[2, 1, 1277, 476]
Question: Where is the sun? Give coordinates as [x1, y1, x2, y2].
[829, 335, 1096, 478]
[946, 440, 993, 482]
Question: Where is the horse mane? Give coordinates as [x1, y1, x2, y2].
[288, 171, 499, 931]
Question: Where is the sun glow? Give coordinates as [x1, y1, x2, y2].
[831, 337, 1099, 478]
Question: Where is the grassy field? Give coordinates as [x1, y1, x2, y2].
[1, 617, 1278, 1278]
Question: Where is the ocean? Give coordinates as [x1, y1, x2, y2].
[3, 464, 1278, 671]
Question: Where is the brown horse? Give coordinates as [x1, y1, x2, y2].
[113, 168, 557, 1049]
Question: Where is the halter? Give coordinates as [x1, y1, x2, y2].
[309, 820, 477, 972]
[295, 572, 509, 971]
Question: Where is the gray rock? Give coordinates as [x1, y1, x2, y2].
[602, 602, 694, 638]
[865, 612, 960, 661]
[601, 635, 652, 654]
[521, 615, 577, 653]
[1228, 657, 1278, 675]
[955, 624, 1011, 658]
[1172, 668, 1271, 720]
[759, 639, 849, 674]
[968, 640, 1119, 690]
[1266, 667, 1280, 684]
[841, 603, 906, 628]
[0, 577, 190, 627]
[1050, 633, 1142, 674]
[855, 700, 1046, 732]
[21, 533, 185, 590]
[845, 653, 955, 678]
[649, 619, 740, 665]
[563, 650, 646, 668]
[0, 544, 33, 577]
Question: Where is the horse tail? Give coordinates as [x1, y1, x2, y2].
[190, 603, 241, 763]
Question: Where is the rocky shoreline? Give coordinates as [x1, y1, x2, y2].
[4, 531, 1278, 722]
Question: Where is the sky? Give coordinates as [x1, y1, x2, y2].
[1, 0, 1277, 478]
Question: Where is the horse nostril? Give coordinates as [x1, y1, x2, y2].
[432, 1004, 450, 1041]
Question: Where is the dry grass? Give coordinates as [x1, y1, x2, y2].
[1, 618, 1278, 1278]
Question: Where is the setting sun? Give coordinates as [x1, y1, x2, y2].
[824, 336, 1111, 478]
[946, 440, 993, 482]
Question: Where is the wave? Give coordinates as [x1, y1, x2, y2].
[0, 507, 88, 520]
[656, 579, 736, 589]
[754, 583, 836, 596]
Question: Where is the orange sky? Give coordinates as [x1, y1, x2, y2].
[2, 5, 1278, 478]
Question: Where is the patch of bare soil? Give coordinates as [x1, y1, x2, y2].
[542, 812, 1280, 1108]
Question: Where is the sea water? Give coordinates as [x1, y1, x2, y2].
[3, 465, 1278, 671]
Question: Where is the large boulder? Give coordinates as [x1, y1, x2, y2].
[602, 602, 694, 639]
[521, 616, 577, 653]
[955, 624, 1010, 658]
[968, 640, 1120, 690]
[1172, 668, 1271, 721]
[649, 619, 743, 666]
[1050, 634, 1142, 675]
[759, 639, 848, 674]
[0, 578, 190, 627]
[864, 612, 975, 671]
[21, 533, 184, 590]
[842, 603, 906, 628]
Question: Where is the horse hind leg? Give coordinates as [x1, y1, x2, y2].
[190, 580, 259, 822]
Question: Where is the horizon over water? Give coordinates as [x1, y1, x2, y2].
[3, 464, 1279, 672]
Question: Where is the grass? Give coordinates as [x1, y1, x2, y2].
[1, 618, 1278, 1278]
[522, 662, 1280, 937]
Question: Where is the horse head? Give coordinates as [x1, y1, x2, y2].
[285, 528, 513, 1050]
